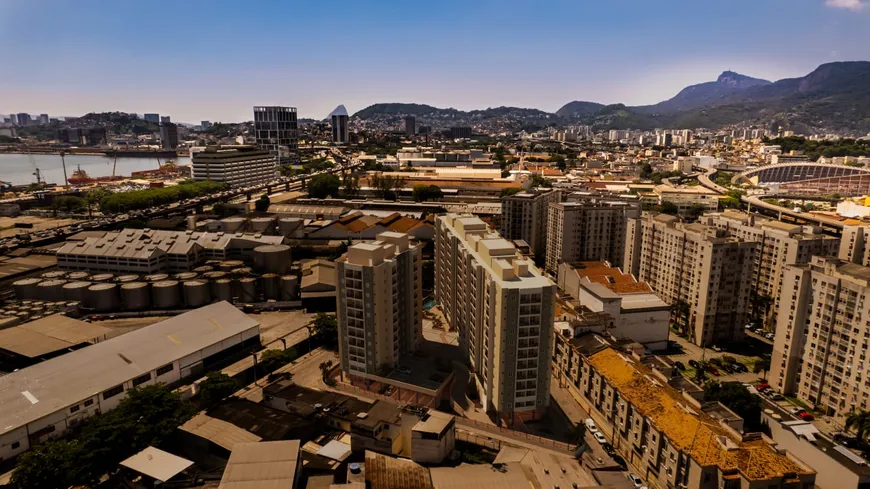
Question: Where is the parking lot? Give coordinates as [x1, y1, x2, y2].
[663, 331, 770, 384]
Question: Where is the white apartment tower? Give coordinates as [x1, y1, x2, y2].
[771, 257, 870, 416]
[624, 213, 756, 347]
[436, 214, 555, 423]
[545, 196, 640, 273]
[191, 146, 278, 188]
[336, 232, 422, 377]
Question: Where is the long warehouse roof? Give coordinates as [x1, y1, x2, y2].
[0, 301, 259, 436]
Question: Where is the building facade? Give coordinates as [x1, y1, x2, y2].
[771, 256, 870, 415]
[552, 333, 815, 489]
[330, 105, 349, 144]
[336, 232, 422, 377]
[253, 106, 298, 165]
[545, 196, 640, 273]
[500, 188, 561, 258]
[624, 214, 756, 347]
[706, 211, 839, 329]
[404, 116, 416, 137]
[191, 145, 277, 187]
[159, 122, 178, 149]
[436, 214, 555, 422]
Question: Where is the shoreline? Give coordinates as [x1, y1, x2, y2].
[0, 148, 184, 158]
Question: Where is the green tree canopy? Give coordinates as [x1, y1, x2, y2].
[660, 201, 679, 215]
[311, 313, 338, 349]
[100, 181, 227, 213]
[307, 174, 341, 199]
[254, 195, 271, 212]
[500, 187, 522, 198]
[704, 381, 763, 430]
[412, 184, 443, 202]
[846, 411, 870, 442]
[199, 371, 239, 404]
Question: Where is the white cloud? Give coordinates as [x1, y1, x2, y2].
[825, 0, 867, 11]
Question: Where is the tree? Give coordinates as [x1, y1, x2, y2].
[754, 358, 771, 378]
[212, 202, 234, 218]
[640, 162, 653, 179]
[412, 184, 443, 202]
[51, 196, 85, 214]
[660, 201, 679, 215]
[529, 174, 552, 188]
[704, 381, 763, 430]
[845, 411, 870, 442]
[501, 187, 522, 198]
[307, 174, 341, 199]
[572, 423, 587, 445]
[85, 188, 111, 216]
[311, 313, 338, 349]
[342, 174, 360, 198]
[551, 155, 567, 171]
[687, 204, 706, 220]
[254, 195, 271, 212]
[370, 174, 405, 200]
[11, 384, 192, 489]
[199, 371, 238, 404]
[259, 348, 298, 373]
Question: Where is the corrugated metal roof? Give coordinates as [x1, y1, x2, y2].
[219, 440, 300, 489]
[180, 412, 262, 451]
[120, 446, 193, 482]
[0, 302, 259, 436]
[0, 314, 110, 358]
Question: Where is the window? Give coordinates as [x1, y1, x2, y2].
[156, 363, 174, 376]
[84, 399, 93, 407]
[11, 442, 20, 450]
[70, 405, 80, 413]
[103, 385, 124, 400]
[133, 373, 152, 387]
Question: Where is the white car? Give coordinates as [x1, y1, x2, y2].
[627, 473, 643, 488]
[593, 431, 607, 444]
[585, 418, 599, 433]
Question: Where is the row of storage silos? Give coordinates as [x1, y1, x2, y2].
[206, 216, 303, 237]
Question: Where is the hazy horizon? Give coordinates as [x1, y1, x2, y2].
[2, 0, 869, 123]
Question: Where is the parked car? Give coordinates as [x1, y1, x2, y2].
[790, 407, 804, 414]
[603, 443, 614, 454]
[708, 366, 720, 376]
[770, 393, 785, 401]
[585, 418, 599, 433]
[733, 363, 749, 373]
[756, 383, 770, 392]
[674, 361, 686, 371]
[688, 360, 701, 369]
[745, 323, 755, 330]
[627, 473, 644, 488]
[765, 332, 775, 340]
[611, 455, 628, 471]
[712, 345, 724, 352]
[593, 432, 608, 444]
[798, 411, 815, 421]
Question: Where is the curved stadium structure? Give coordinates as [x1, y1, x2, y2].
[733, 162, 870, 196]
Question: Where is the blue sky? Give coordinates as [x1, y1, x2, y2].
[1, 0, 868, 123]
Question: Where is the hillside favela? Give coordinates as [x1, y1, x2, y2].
[1, 1, 870, 489]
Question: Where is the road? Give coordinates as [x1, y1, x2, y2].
[234, 347, 338, 403]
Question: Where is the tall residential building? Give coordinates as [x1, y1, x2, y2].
[436, 214, 555, 422]
[143, 113, 160, 123]
[191, 146, 277, 187]
[38, 114, 49, 125]
[15, 113, 31, 126]
[771, 256, 870, 415]
[160, 115, 171, 123]
[404, 116, 416, 137]
[159, 122, 178, 149]
[330, 105, 349, 144]
[545, 196, 639, 273]
[253, 106, 298, 165]
[706, 211, 839, 328]
[201, 121, 212, 130]
[448, 127, 472, 139]
[500, 188, 561, 258]
[336, 232, 422, 377]
[839, 225, 870, 267]
[624, 213, 756, 347]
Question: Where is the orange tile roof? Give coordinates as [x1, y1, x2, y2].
[572, 262, 651, 293]
[586, 348, 812, 480]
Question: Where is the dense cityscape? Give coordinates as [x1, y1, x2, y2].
[3, 2, 870, 489]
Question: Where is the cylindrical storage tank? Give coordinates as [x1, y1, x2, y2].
[37, 280, 67, 302]
[186, 215, 197, 231]
[90, 273, 114, 282]
[144, 273, 169, 282]
[67, 271, 90, 281]
[205, 260, 222, 267]
[262, 274, 281, 300]
[41, 271, 67, 279]
[201, 271, 227, 281]
[213, 279, 233, 302]
[193, 266, 214, 274]
[13, 278, 42, 300]
[253, 244, 291, 275]
[237, 277, 258, 302]
[278, 217, 301, 236]
[174, 272, 198, 281]
[280, 275, 298, 301]
[63, 281, 92, 302]
[115, 274, 139, 283]
[231, 267, 252, 277]
[152, 281, 181, 309]
[121, 282, 150, 311]
[183, 280, 211, 308]
[15, 311, 30, 320]
[86, 283, 119, 312]
[219, 260, 245, 272]
[221, 217, 246, 233]
[249, 217, 275, 234]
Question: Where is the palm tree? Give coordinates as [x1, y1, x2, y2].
[846, 411, 870, 442]
[319, 360, 334, 381]
[753, 358, 770, 379]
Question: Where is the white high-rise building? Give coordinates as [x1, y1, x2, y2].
[191, 145, 278, 187]
[436, 214, 555, 423]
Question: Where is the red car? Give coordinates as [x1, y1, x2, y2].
[755, 383, 770, 392]
[708, 366, 720, 376]
[798, 411, 815, 421]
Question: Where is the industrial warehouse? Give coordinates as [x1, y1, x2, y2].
[55, 228, 290, 274]
[0, 301, 260, 461]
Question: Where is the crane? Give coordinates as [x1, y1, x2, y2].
[111, 152, 118, 178]
[60, 151, 69, 187]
